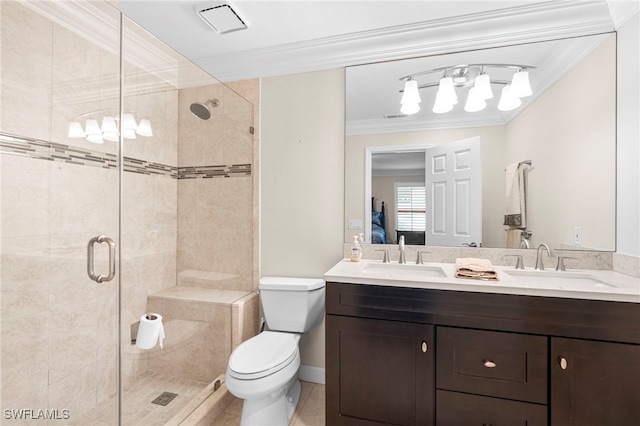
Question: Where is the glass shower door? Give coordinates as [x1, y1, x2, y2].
[1, 1, 121, 424]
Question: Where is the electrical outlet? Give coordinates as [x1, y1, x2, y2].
[348, 219, 362, 230]
[574, 226, 582, 245]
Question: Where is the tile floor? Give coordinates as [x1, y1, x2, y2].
[212, 381, 326, 426]
[69, 371, 209, 425]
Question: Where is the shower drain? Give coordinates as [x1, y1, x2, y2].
[151, 391, 178, 406]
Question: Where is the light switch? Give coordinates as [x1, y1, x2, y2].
[348, 219, 362, 230]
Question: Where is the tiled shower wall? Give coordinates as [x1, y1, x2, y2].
[176, 84, 255, 293]
[1, 1, 257, 421]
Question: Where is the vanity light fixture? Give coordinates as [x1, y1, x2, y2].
[399, 64, 535, 115]
[67, 111, 152, 144]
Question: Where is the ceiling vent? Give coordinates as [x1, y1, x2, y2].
[196, 1, 248, 34]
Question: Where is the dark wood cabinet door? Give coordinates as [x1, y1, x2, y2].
[326, 315, 435, 426]
[436, 390, 548, 426]
[551, 337, 640, 426]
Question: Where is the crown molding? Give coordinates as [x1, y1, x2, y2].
[197, 0, 614, 81]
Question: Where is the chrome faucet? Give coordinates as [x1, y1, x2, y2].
[535, 243, 551, 270]
[398, 235, 406, 264]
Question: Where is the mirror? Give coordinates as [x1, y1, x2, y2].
[345, 33, 616, 251]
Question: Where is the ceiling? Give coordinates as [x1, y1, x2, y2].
[117, 0, 622, 83]
[114, 0, 637, 134]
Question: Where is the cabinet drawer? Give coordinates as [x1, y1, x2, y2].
[436, 390, 548, 426]
[437, 327, 547, 403]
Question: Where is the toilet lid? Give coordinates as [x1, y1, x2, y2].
[228, 331, 299, 379]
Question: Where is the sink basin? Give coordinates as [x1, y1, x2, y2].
[362, 263, 447, 279]
[503, 269, 618, 290]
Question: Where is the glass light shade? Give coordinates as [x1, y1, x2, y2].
[438, 77, 458, 105]
[123, 113, 138, 130]
[464, 87, 487, 112]
[135, 119, 153, 137]
[84, 119, 101, 135]
[400, 102, 420, 115]
[432, 89, 454, 114]
[86, 134, 104, 144]
[400, 79, 421, 106]
[101, 116, 118, 133]
[103, 132, 119, 142]
[123, 129, 137, 139]
[67, 121, 86, 138]
[474, 73, 493, 100]
[510, 70, 532, 97]
[497, 84, 522, 111]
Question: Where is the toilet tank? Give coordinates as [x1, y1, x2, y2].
[259, 277, 325, 333]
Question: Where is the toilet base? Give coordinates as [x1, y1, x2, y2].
[240, 375, 301, 426]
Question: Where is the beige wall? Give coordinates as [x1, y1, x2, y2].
[505, 35, 616, 250]
[260, 69, 345, 370]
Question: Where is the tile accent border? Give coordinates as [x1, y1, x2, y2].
[0, 133, 251, 179]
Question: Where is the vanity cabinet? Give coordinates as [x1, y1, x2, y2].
[551, 337, 640, 425]
[325, 315, 434, 425]
[326, 281, 640, 426]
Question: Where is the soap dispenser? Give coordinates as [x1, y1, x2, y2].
[349, 235, 362, 262]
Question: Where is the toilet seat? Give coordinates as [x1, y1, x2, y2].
[228, 331, 300, 380]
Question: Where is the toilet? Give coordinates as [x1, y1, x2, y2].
[225, 276, 326, 425]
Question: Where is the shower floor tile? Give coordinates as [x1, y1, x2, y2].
[68, 371, 209, 426]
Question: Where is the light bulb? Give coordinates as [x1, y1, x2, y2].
[135, 119, 153, 137]
[67, 122, 86, 138]
[400, 102, 420, 115]
[400, 79, 421, 106]
[511, 69, 532, 98]
[474, 73, 493, 100]
[497, 84, 522, 111]
[432, 89, 454, 114]
[464, 87, 487, 112]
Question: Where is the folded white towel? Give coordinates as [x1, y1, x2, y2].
[455, 257, 499, 281]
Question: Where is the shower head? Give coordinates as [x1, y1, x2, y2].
[190, 98, 219, 120]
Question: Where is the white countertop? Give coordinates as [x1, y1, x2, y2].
[324, 258, 640, 303]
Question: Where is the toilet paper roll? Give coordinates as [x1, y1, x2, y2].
[135, 313, 165, 350]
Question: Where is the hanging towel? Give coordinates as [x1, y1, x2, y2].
[504, 162, 529, 228]
[506, 229, 523, 249]
[454, 257, 499, 281]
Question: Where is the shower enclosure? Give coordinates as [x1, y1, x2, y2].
[1, 1, 255, 424]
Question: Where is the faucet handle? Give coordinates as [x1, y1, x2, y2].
[505, 254, 525, 270]
[375, 249, 390, 263]
[416, 251, 431, 265]
[556, 256, 576, 271]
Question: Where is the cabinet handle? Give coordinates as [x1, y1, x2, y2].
[421, 341, 428, 353]
[482, 424, 494, 426]
[559, 356, 568, 370]
[483, 359, 497, 368]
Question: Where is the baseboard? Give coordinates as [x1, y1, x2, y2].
[299, 365, 325, 384]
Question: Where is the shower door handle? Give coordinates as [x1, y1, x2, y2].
[87, 235, 116, 283]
